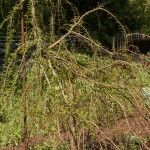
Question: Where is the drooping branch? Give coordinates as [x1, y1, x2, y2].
[0, 0, 26, 30]
[48, 6, 126, 53]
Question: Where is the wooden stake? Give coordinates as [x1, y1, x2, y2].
[21, 1, 27, 149]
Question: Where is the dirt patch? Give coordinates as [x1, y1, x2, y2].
[103, 115, 150, 138]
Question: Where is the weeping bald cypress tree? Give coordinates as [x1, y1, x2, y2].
[0, 0, 150, 149]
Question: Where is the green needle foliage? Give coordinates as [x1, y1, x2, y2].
[0, 0, 150, 149]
